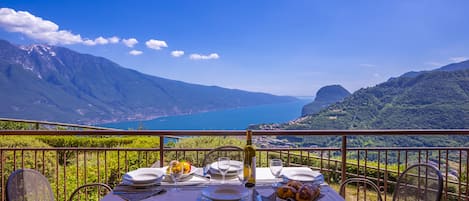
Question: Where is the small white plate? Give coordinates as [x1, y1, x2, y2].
[282, 169, 322, 182]
[201, 185, 249, 201]
[210, 160, 243, 173]
[123, 168, 164, 184]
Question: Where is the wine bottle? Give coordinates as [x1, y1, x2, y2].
[243, 130, 256, 187]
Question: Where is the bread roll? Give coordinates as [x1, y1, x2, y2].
[286, 180, 303, 190]
[276, 186, 297, 199]
[295, 184, 320, 201]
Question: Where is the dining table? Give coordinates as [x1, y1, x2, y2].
[100, 167, 344, 201]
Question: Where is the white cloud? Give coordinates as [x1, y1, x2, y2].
[108, 36, 120, 44]
[449, 57, 469, 63]
[0, 7, 121, 46]
[94, 36, 108, 45]
[145, 39, 168, 50]
[122, 38, 138, 48]
[171, 50, 184, 57]
[190, 53, 220, 60]
[129, 50, 143, 56]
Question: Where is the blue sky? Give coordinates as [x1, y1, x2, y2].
[1, 1, 469, 96]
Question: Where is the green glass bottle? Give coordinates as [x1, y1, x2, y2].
[243, 130, 256, 187]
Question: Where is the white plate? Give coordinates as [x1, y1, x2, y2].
[282, 169, 322, 182]
[201, 185, 249, 201]
[121, 179, 161, 187]
[210, 160, 243, 173]
[123, 168, 164, 184]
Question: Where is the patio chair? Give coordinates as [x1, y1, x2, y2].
[339, 177, 383, 201]
[68, 183, 112, 201]
[392, 163, 443, 201]
[6, 168, 112, 201]
[202, 146, 243, 172]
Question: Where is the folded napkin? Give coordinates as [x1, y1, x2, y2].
[113, 184, 166, 201]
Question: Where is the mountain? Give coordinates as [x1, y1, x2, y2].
[400, 60, 469, 78]
[0, 39, 296, 124]
[301, 85, 350, 116]
[279, 69, 469, 130]
[251, 64, 469, 147]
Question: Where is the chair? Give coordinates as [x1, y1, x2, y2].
[340, 177, 383, 201]
[68, 183, 112, 201]
[6, 169, 55, 201]
[392, 163, 443, 201]
[6, 168, 112, 201]
[202, 146, 243, 169]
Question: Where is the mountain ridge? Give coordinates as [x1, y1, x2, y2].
[0, 39, 297, 124]
[251, 61, 469, 131]
[301, 85, 350, 116]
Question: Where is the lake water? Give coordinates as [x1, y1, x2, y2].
[100, 98, 312, 130]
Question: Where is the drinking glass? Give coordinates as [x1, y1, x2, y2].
[236, 160, 246, 185]
[269, 159, 283, 187]
[169, 162, 184, 191]
[218, 157, 230, 184]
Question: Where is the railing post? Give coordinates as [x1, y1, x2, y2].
[341, 135, 347, 185]
[160, 136, 164, 167]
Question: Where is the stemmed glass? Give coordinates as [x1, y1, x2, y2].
[269, 159, 283, 187]
[218, 157, 230, 184]
[236, 160, 246, 185]
[169, 162, 184, 192]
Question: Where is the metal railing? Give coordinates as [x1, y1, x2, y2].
[0, 129, 469, 201]
[0, 118, 113, 130]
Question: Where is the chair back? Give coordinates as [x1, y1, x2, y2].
[68, 183, 112, 201]
[202, 146, 243, 168]
[392, 163, 443, 201]
[340, 177, 383, 201]
[6, 169, 55, 201]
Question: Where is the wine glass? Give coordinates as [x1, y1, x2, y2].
[236, 160, 246, 185]
[169, 162, 184, 191]
[269, 159, 283, 187]
[218, 157, 230, 184]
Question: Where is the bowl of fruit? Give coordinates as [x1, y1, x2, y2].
[163, 160, 196, 181]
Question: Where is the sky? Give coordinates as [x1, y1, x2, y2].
[1, 1, 469, 96]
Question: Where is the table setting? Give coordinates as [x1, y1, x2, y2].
[102, 157, 342, 201]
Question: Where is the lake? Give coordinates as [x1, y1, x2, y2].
[100, 98, 312, 130]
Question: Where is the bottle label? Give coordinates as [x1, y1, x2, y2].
[251, 157, 256, 179]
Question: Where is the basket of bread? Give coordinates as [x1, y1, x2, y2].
[275, 180, 321, 201]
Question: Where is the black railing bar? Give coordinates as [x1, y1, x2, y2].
[0, 118, 114, 130]
[1, 129, 469, 136]
[2, 146, 469, 152]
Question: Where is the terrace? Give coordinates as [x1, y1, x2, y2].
[0, 119, 468, 200]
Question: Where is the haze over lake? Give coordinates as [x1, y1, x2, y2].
[100, 98, 312, 130]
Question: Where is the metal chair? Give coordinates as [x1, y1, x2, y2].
[6, 168, 112, 201]
[392, 163, 443, 201]
[68, 183, 112, 201]
[6, 169, 55, 201]
[202, 146, 243, 173]
[340, 177, 383, 201]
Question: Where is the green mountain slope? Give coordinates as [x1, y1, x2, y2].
[251, 67, 469, 147]
[283, 69, 469, 130]
[301, 85, 350, 116]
